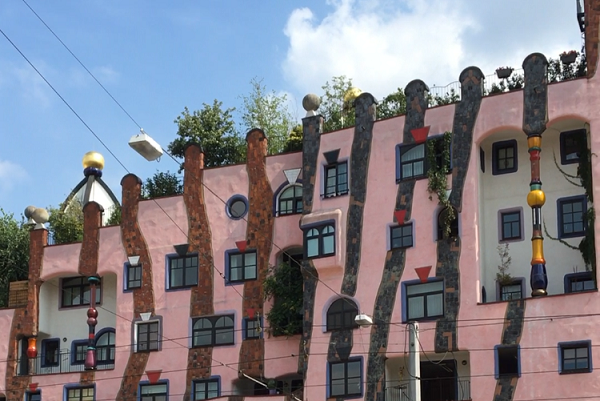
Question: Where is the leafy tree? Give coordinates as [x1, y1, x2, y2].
[378, 88, 407, 119]
[284, 124, 303, 152]
[143, 170, 183, 199]
[106, 205, 121, 226]
[169, 102, 245, 169]
[263, 261, 303, 336]
[0, 210, 30, 307]
[48, 200, 84, 245]
[320, 76, 355, 133]
[429, 88, 460, 107]
[240, 78, 295, 154]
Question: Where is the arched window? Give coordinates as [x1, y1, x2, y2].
[95, 328, 115, 364]
[326, 298, 358, 331]
[278, 185, 303, 216]
[305, 224, 335, 258]
[437, 207, 458, 240]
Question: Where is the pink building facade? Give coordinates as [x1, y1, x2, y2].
[1, 3, 600, 400]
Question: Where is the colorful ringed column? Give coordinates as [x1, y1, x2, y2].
[527, 135, 548, 296]
[84, 275, 100, 369]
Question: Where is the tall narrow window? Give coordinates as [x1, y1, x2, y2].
[558, 196, 586, 238]
[193, 378, 220, 400]
[500, 210, 522, 241]
[126, 262, 142, 289]
[136, 321, 160, 352]
[560, 129, 586, 165]
[404, 280, 444, 321]
[95, 329, 115, 364]
[168, 254, 198, 289]
[492, 140, 518, 175]
[390, 223, 413, 249]
[329, 358, 362, 397]
[324, 162, 348, 197]
[228, 251, 257, 283]
[398, 144, 426, 180]
[41, 338, 60, 367]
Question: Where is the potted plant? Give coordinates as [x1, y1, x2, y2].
[267, 379, 277, 395]
[495, 66, 513, 79]
[496, 244, 513, 285]
[560, 50, 578, 64]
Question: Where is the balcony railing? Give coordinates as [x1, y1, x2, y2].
[17, 350, 114, 376]
[386, 379, 471, 401]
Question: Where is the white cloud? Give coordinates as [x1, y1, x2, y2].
[282, 0, 582, 99]
[12, 61, 52, 107]
[0, 159, 28, 197]
[92, 65, 120, 84]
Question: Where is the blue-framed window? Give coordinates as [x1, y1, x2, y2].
[494, 345, 520, 379]
[277, 184, 303, 216]
[65, 385, 95, 401]
[226, 251, 257, 283]
[135, 319, 161, 353]
[564, 272, 595, 293]
[226, 195, 249, 220]
[326, 298, 359, 331]
[390, 223, 413, 249]
[71, 340, 88, 365]
[402, 279, 444, 322]
[560, 129, 586, 165]
[26, 391, 41, 401]
[304, 223, 335, 258]
[243, 317, 262, 340]
[41, 338, 60, 367]
[327, 357, 363, 398]
[500, 210, 522, 241]
[125, 262, 142, 290]
[167, 254, 198, 289]
[396, 136, 451, 182]
[558, 340, 592, 374]
[558, 196, 587, 238]
[192, 315, 234, 347]
[192, 377, 220, 400]
[61, 277, 102, 308]
[492, 140, 518, 175]
[139, 381, 168, 401]
[95, 328, 115, 364]
[324, 161, 349, 197]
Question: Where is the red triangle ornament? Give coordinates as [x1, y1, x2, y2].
[394, 210, 406, 224]
[415, 266, 432, 283]
[410, 126, 431, 144]
[235, 240, 247, 253]
[146, 370, 162, 384]
[246, 308, 255, 319]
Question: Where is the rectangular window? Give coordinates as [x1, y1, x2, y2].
[324, 162, 348, 197]
[72, 341, 87, 365]
[61, 277, 101, 308]
[192, 315, 235, 347]
[500, 211, 521, 241]
[136, 321, 160, 352]
[26, 392, 41, 401]
[140, 383, 168, 401]
[565, 272, 595, 293]
[41, 338, 60, 367]
[193, 378, 220, 400]
[228, 251, 257, 283]
[168, 255, 198, 289]
[495, 345, 520, 378]
[66, 386, 95, 401]
[329, 358, 362, 397]
[305, 223, 335, 258]
[390, 223, 413, 249]
[405, 280, 444, 321]
[560, 129, 586, 165]
[500, 281, 523, 301]
[244, 318, 261, 339]
[492, 140, 518, 175]
[126, 263, 142, 289]
[558, 196, 586, 238]
[396, 136, 451, 182]
[559, 341, 592, 374]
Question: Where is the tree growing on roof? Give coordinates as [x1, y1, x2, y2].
[0, 210, 30, 307]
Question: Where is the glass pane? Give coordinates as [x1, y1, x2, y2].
[427, 293, 443, 316]
[347, 377, 361, 394]
[576, 347, 588, 357]
[331, 380, 345, 396]
[230, 267, 240, 281]
[331, 363, 345, 379]
[216, 329, 233, 344]
[245, 265, 256, 279]
[195, 332, 211, 346]
[171, 269, 183, 287]
[230, 254, 241, 268]
[307, 238, 319, 257]
[187, 266, 198, 285]
[563, 203, 573, 213]
[576, 358, 589, 369]
[322, 236, 334, 255]
[402, 144, 425, 161]
[245, 252, 257, 266]
[563, 348, 575, 359]
[406, 281, 443, 295]
[230, 200, 246, 217]
[408, 297, 424, 319]
[347, 361, 361, 377]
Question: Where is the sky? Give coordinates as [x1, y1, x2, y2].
[0, 0, 584, 220]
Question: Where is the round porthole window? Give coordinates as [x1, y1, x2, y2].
[226, 195, 248, 220]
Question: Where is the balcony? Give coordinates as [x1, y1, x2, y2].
[386, 379, 471, 401]
[17, 350, 114, 376]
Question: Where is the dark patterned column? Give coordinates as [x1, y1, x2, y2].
[116, 174, 156, 401]
[183, 144, 216, 400]
[522, 53, 549, 297]
[365, 80, 428, 401]
[4, 227, 47, 400]
[585, 0, 600, 78]
[435, 67, 484, 352]
[298, 114, 323, 378]
[238, 129, 274, 377]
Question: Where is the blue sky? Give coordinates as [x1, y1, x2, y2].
[0, 0, 583, 219]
